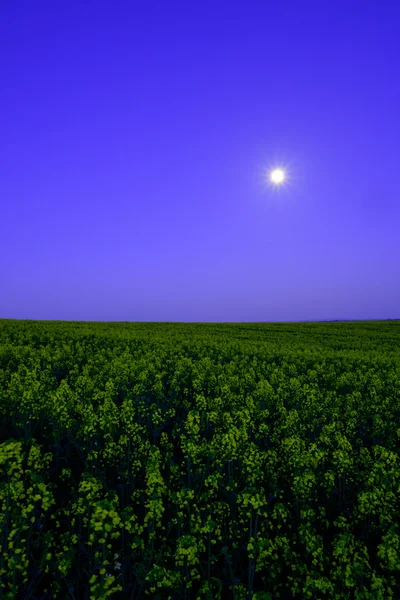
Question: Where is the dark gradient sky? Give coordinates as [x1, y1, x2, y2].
[1, 1, 399, 322]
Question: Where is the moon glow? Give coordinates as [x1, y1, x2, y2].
[269, 168, 286, 185]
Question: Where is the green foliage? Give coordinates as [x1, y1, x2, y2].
[0, 318, 400, 598]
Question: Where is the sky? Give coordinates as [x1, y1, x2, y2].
[1, 0, 399, 323]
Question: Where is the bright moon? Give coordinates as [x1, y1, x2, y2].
[269, 168, 286, 185]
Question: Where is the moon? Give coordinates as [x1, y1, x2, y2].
[269, 168, 286, 185]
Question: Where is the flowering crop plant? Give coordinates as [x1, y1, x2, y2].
[0, 319, 400, 599]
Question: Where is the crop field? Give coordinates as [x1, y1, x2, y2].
[0, 319, 400, 600]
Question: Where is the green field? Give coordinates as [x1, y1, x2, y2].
[1, 319, 400, 599]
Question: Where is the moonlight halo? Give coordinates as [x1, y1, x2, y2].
[269, 167, 286, 185]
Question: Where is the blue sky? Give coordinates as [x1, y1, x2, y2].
[1, 0, 399, 321]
